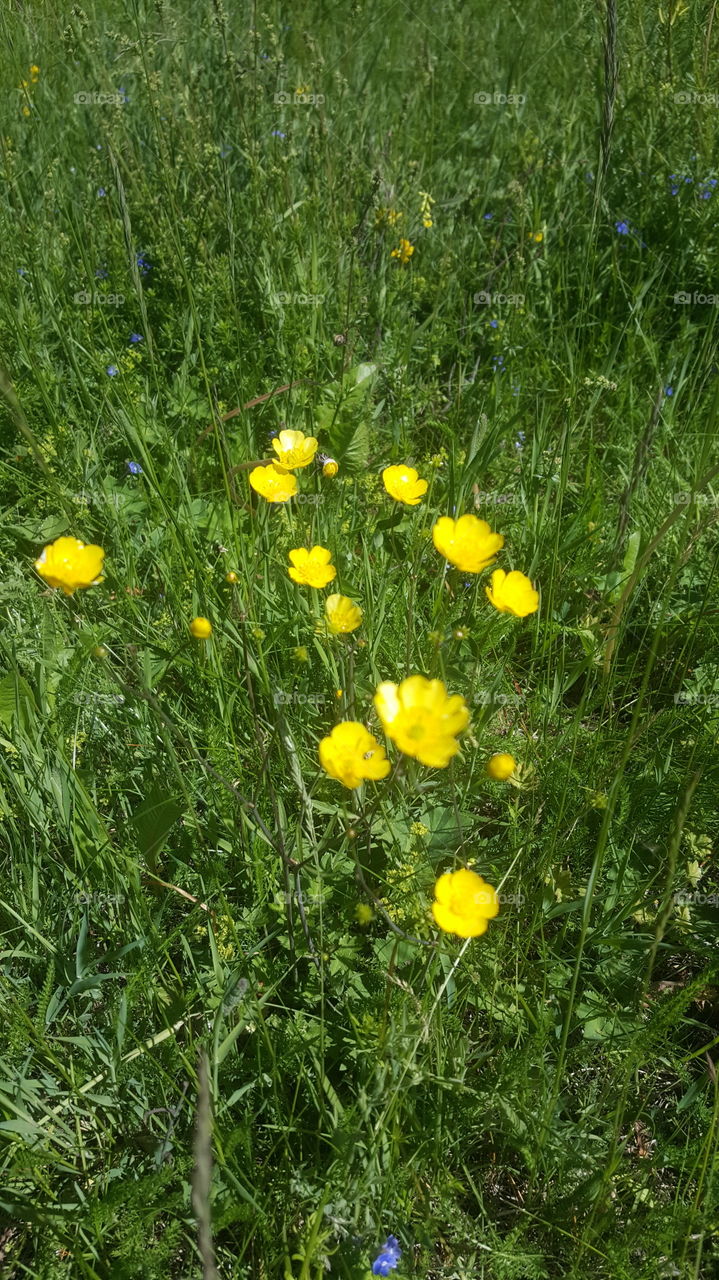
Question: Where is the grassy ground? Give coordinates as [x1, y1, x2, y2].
[1, 1, 718, 1276]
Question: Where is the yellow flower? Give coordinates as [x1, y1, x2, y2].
[485, 569, 539, 617]
[355, 903, 375, 925]
[432, 867, 499, 938]
[322, 458, 339, 478]
[432, 515, 504, 574]
[382, 464, 428, 505]
[190, 616, 212, 638]
[249, 461, 297, 503]
[319, 721, 391, 789]
[391, 238, 415, 264]
[34, 536, 105, 595]
[271, 429, 318, 470]
[529, 231, 543, 243]
[30, 65, 40, 80]
[288, 546, 337, 588]
[325, 593, 362, 634]
[293, 646, 309, 662]
[225, 571, 238, 583]
[486, 752, 516, 780]
[374, 675, 469, 768]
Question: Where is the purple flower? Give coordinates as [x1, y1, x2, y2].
[489, 318, 498, 328]
[126, 460, 143, 474]
[372, 1235, 401, 1276]
[129, 332, 143, 344]
[106, 365, 118, 377]
[615, 221, 629, 235]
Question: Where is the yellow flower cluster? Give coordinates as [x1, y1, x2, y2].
[391, 238, 415, 264]
[419, 190, 435, 228]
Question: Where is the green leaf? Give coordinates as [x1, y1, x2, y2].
[130, 783, 183, 870]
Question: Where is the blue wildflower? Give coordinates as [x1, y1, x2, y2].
[117, 86, 129, 103]
[665, 386, 673, 397]
[97, 187, 106, 197]
[129, 332, 143, 344]
[670, 186, 679, 195]
[106, 365, 118, 377]
[17, 267, 28, 276]
[219, 142, 233, 158]
[372, 1235, 401, 1276]
[126, 460, 143, 474]
[515, 430, 526, 448]
[483, 212, 494, 219]
[271, 129, 286, 138]
[615, 221, 629, 235]
[136, 252, 152, 275]
[489, 318, 498, 328]
[95, 265, 109, 278]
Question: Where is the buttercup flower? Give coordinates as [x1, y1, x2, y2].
[34, 536, 105, 596]
[486, 752, 516, 780]
[432, 867, 499, 938]
[319, 721, 391, 789]
[249, 462, 297, 503]
[288, 546, 336, 588]
[225, 571, 238, 583]
[325, 593, 362, 634]
[374, 675, 469, 768]
[190, 617, 212, 638]
[372, 1235, 402, 1276]
[271, 429, 318, 470]
[355, 903, 374, 925]
[432, 515, 504, 574]
[322, 457, 339, 477]
[382, 464, 428, 505]
[485, 569, 539, 617]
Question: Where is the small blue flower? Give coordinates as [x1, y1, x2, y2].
[670, 186, 679, 195]
[126, 460, 143, 474]
[136, 252, 152, 275]
[489, 318, 498, 328]
[585, 171, 594, 182]
[512, 384, 521, 398]
[684, 176, 693, 183]
[95, 265, 109, 278]
[483, 212, 494, 219]
[106, 365, 118, 377]
[615, 220, 629, 235]
[219, 142, 233, 158]
[372, 1235, 401, 1276]
[129, 332, 143, 344]
[665, 386, 674, 397]
[17, 267, 28, 276]
[117, 86, 129, 103]
[97, 187, 106, 197]
[271, 129, 286, 138]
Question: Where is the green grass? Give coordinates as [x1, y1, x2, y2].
[1, 1, 719, 1276]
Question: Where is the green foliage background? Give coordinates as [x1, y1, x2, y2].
[0, 1, 718, 1276]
